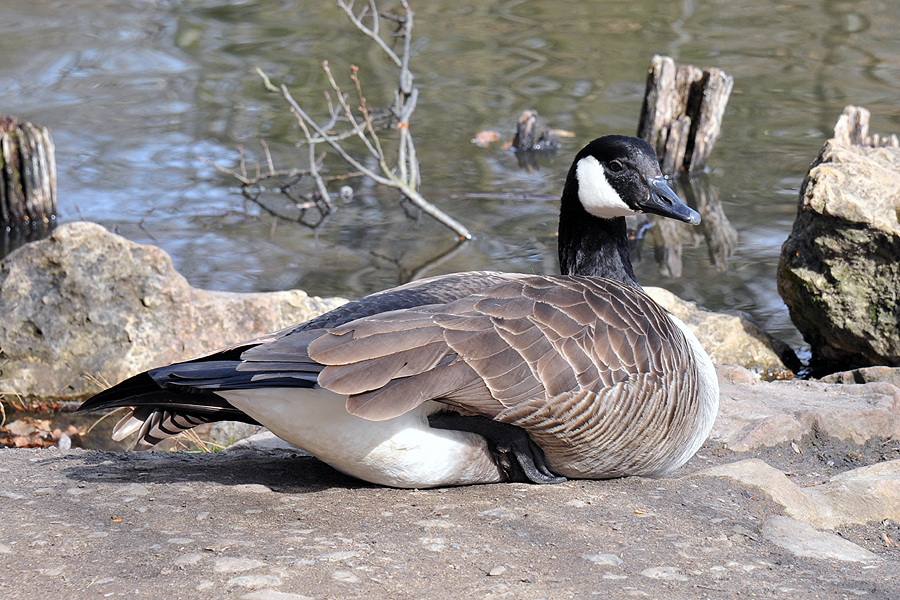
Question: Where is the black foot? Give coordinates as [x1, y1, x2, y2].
[428, 412, 566, 485]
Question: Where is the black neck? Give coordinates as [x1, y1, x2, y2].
[557, 178, 640, 288]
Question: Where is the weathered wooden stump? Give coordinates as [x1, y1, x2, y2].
[1, 116, 57, 230]
[637, 55, 733, 175]
[1, 116, 57, 256]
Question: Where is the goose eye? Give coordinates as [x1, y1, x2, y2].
[608, 159, 624, 173]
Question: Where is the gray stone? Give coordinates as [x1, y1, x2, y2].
[644, 287, 798, 373]
[696, 458, 900, 529]
[820, 366, 900, 386]
[762, 516, 878, 562]
[581, 553, 623, 567]
[214, 557, 266, 573]
[712, 367, 900, 451]
[640, 566, 689, 581]
[242, 592, 315, 600]
[226, 431, 309, 454]
[317, 551, 359, 562]
[0, 222, 346, 401]
[208, 422, 266, 449]
[778, 106, 900, 370]
[695, 459, 822, 525]
[804, 460, 900, 528]
[227, 575, 282, 589]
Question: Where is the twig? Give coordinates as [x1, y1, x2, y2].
[336, 0, 402, 67]
[260, 66, 471, 239]
[208, 1, 471, 240]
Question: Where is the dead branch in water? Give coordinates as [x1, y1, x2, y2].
[206, 0, 471, 240]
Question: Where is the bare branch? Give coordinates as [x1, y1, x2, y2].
[337, 0, 402, 67]
[220, 2, 471, 240]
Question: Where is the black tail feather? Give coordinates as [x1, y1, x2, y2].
[77, 371, 259, 425]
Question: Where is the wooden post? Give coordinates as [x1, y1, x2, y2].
[637, 55, 733, 175]
[1, 116, 57, 231]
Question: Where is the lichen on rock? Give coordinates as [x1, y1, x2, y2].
[778, 105, 900, 372]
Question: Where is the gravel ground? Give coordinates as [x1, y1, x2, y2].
[1, 436, 897, 600]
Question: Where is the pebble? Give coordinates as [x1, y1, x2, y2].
[581, 553, 623, 567]
[640, 566, 689, 581]
[419, 537, 447, 551]
[215, 557, 267, 573]
[116, 483, 149, 497]
[479, 507, 518, 520]
[317, 551, 359, 562]
[488, 566, 507, 576]
[761, 516, 879, 562]
[331, 570, 359, 583]
[174, 553, 204, 567]
[232, 484, 272, 494]
[414, 519, 454, 528]
[241, 591, 316, 600]
[227, 575, 282, 589]
[167, 538, 195, 545]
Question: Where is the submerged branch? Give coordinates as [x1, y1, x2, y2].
[248, 1, 470, 240]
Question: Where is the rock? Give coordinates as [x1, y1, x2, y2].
[696, 459, 822, 524]
[696, 458, 900, 529]
[804, 461, 900, 528]
[645, 287, 799, 373]
[581, 553, 623, 567]
[778, 105, 900, 372]
[214, 557, 267, 573]
[712, 373, 900, 451]
[761, 516, 878, 562]
[0, 222, 346, 401]
[226, 431, 309, 454]
[820, 366, 900, 386]
[227, 575, 282, 589]
[640, 566, 689, 581]
[242, 592, 315, 600]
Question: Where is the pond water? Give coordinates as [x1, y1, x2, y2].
[3, 0, 900, 358]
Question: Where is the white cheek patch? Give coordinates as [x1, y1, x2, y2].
[576, 156, 638, 218]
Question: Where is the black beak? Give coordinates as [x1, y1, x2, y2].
[640, 176, 701, 225]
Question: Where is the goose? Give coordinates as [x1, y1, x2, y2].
[78, 135, 719, 488]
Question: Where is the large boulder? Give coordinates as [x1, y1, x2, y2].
[0, 222, 346, 401]
[645, 287, 799, 373]
[778, 106, 900, 372]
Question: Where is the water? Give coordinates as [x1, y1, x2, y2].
[3, 0, 900, 356]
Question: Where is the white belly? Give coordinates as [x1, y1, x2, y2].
[219, 389, 505, 488]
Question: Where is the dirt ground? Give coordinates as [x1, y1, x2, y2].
[1, 434, 897, 600]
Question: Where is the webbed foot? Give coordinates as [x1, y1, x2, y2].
[429, 412, 566, 485]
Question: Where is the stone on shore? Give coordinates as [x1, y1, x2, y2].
[778, 105, 900, 372]
[645, 287, 799, 373]
[696, 458, 900, 529]
[761, 517, 879, 563]
[713, 365, 900, 451]
[0, 222, 346, 400]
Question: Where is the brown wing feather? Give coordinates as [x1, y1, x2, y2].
[302, 276, 692, 440]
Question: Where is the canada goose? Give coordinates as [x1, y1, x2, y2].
[79, 135, 719, 488]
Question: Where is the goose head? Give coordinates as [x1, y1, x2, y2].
[558, 135, 700, 283]
[569, 135, 699, 223]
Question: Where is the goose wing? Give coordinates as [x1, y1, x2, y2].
[240, 274, 691, 425]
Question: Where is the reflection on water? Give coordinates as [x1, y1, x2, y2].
[2, 0, 900, 355]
